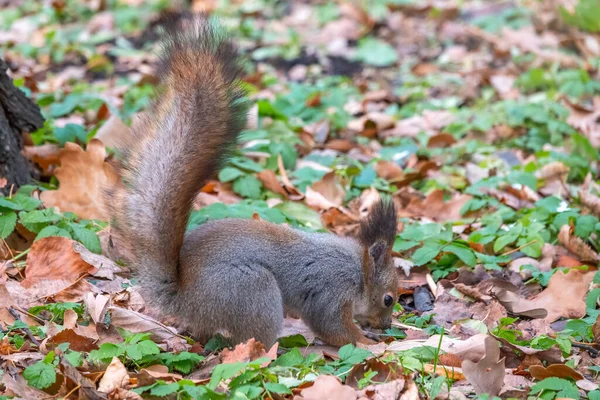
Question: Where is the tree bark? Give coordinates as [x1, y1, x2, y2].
[0, 58, 44, 195]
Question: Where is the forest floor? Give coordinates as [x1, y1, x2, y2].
[2, 0, 600, 399]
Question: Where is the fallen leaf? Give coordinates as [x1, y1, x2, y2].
[558, 224, 600, 263]
[374, 160, 404, 182]
[39, 139, 120, 220]
[299, 375, 357, 400]
[85, 293, 110, 324]
[529, 364, 584, 381]
[462, 336, 505, 396]
[98, 357, 130, 393]
[22, 237, 97, 288]
[532, 269, 596, 322]
[427, 133, 456, 148]
[221, 338, 278, 367]
[257, 169, 288, 197]
[108, 306, 180, 341]
[402, 189, 471, 222]
[346, 358, 403, 388]
[310, 172, 345, 207]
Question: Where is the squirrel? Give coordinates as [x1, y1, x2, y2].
[107, 15, 399, 347]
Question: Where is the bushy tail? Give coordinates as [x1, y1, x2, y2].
[108, 15, 247, 291]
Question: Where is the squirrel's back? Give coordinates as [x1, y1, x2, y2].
[107, 15, 248, 305]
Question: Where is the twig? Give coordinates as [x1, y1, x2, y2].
[11, 305, 45, 324]
[8, 307, 41, 347]
[572, 342, 599, 357]
[63, 384, 81, 399]
[501, 239, 538, 257]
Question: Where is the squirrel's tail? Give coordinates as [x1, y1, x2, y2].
[108, 15, 247, 298]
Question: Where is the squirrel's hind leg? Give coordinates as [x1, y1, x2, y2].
[227, 269, 283, 347]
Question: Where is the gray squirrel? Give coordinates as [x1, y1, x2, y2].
[107, 15, 399, 347]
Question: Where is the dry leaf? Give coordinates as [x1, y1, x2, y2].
[94, 115, 130, 149]
[346, 358, 403, 388]
[462, 336, 505, 396]
[299, 375, 357, 400]
[108, 306, 180, 341]
[98, 357, 130, 393]
[529, 364, 584, 381]
[558, 224, 600, 263]
[221, 338, 278, 367]
[427, 133, 456, 148]
[526, 269, 595, 322]
[402, 189, 471, 221]
[39, 139, 120, 220]
[257, 169, 288, 197]
[22, 236, 97, 288]
[84, 293, 110, 324]
[374, 160, 404, 182]
[306, 171, 346, 210]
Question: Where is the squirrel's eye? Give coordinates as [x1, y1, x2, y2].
[384, 294, 394, 307]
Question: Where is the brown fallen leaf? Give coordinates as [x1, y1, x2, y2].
[374, 160, 404, 182]
[135, 364, 183, 386]
[558, 224, 600, 263]
[40, 139, 120, 220]
[220, 338, 278, 367]
[94, 115, 130, 149]
[401, 189, 471, 222]
[310, 172, 345, 207]
[348, 112, 395, 138]
[346, 358, 403, 388]
[256, 169, 288, 197]
[462, 336, 505, 397]
[98, 357, 130, 393]
[529, 364, 584, 381]
[108, 306, 181, 342]
[528, 268, 595, 322]
[22, 236, 98, 288]
[565, 96, 600, 147]
[579, 173, 600, 217]
[491, 286, 548, 319]
[22, 143, 61, 175]
[298, 375, 357, 400]
[356, 379, 407, 399]
[84, 293, 110, 324]
[427, 133, 456, 148]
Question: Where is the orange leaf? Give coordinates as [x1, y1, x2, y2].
[40, 139, 120, 220]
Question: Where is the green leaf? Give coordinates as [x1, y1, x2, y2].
[36, 225, 72, 240]
[338, 344, 372, 365]
[575, 215, 597, 238]
[354, 166, 376, 188]
[275, 202, 322, 229]
[530, 377, 580, 399]
[264, 382, 292, 395]
[89, 343, 126, 363]
[69, 225, 101, 254]
[208, 362, 248, 390]
[0, 212, 17, 239]
[232, 175, 263, 199]
[272, 348, 304, 367]
[444, 243, 476, 266]
[137, 340, 161, 357]
[353, 38, 399, 67]
[278, 334, 308, 348]
[393, 239, 419, 252]
[219, 167, 245, 183]
[64, 351, 83, 367]
[589, 390, 600, 400]
[54, 124, 87, 145]
[493, 224, 523, 253]
[150, 382, 180, 396]
[23, 361, 56, 389]
[412, 242, 443, 266]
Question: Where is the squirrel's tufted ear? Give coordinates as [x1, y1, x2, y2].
[358, 198, 397, 251]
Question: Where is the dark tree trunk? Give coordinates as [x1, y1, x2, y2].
[0, 58, 44, 195]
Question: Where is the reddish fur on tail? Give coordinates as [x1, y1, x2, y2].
[107, 15, 248, 289]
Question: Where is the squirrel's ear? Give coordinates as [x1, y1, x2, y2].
[368, 239, 388, 264]
[358, 198, 397, 251]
